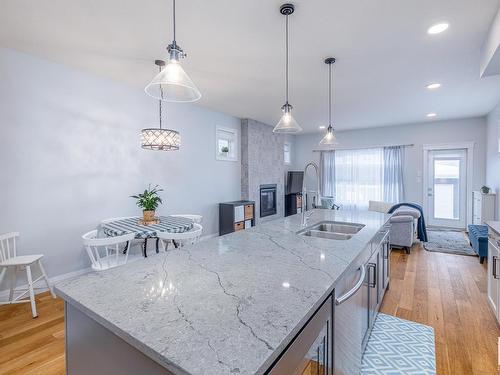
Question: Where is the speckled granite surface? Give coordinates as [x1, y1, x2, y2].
[55, 209, 390, 375]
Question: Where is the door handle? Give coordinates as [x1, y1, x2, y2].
[494, 256, 499, 279]
[368, 263, 377, 288]
[383, 241, 389, 259]
[335, 264, 366, 305]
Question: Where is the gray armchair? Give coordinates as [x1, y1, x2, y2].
[389, 208, 420, 254]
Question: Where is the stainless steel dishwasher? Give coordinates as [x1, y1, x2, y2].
[334, 262, 366, 375]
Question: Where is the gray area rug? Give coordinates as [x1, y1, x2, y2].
[423, 230, 476, 256]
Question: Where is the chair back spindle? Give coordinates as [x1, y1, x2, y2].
[0, 232, 19, 263]
[82, 230, 134, 271]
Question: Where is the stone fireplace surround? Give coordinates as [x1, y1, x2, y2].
[241, 119, 285, 223]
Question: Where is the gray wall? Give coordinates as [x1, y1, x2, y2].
[486, 101, 500, 218]
[0, 48, 241, 284]
[292, 117, 487, 206]
[241, 119, 285, 222]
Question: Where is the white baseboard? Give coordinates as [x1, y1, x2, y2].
[0, 233, 220, 301]
[0, 267, 92, 301]
[201, 232, 219, 241]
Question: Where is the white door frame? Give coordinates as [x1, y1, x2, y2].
[422, 142, 474, 228]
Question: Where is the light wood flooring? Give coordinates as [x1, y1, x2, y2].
[0, 292, 64, 375]
[1, 242, 499, 374]
[380, 242, 500, 374]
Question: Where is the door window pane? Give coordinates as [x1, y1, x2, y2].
[433, 159, 460, 220]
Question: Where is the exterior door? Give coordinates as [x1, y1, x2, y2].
[426, 149, 467, 228]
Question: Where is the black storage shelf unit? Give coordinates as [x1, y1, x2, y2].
[219, 200, 256, 236]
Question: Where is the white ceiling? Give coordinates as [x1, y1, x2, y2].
[1, 0, 500, 132]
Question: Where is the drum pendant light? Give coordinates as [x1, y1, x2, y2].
[145, 0, 201, 102]
[141, 60, 181, 151]
[319, 57, 338, 146]
[273, 4, 302, 133]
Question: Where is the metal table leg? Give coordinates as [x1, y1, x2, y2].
[122, 241, 129, 255]
[143, 238, 148, 258]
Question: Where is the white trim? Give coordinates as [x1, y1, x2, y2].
[0, 267, 91, 301]
[422, 142, 475, 229]
[200, 232, 219, 241]
[215, 125, 239, 162]
[284, 142, 292, 165]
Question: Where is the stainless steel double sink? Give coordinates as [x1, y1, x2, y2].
[297, 221, 365, 240]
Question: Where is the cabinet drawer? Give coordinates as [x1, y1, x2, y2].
[234, 222, 244, 232]
[244, 204, 254, 220]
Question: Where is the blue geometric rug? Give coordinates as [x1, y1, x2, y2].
[361, 313, 436, 374]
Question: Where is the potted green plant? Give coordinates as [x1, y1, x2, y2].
[131, 185, 163, 222]
[481, 186, 491, 194]
[221, 146, 229, 154]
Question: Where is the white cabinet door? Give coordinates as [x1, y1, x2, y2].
[487, 239, 500, 320]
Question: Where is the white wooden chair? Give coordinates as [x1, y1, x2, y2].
[158, 223, 203, 251]
[82, 230, 136, 271]
[170, 214, 203, 224]
[0, 232, 55, 318]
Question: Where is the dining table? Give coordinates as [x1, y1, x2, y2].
[101, 215, 194, 257]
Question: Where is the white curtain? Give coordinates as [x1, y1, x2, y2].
[383, 146, 405, 203]
[320, 151, 335, 197]
[334, 148, 383, 210]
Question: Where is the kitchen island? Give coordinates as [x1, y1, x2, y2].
[55, 209, 391, 375]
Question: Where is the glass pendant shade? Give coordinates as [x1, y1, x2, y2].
[319, 125, 338, 145]
[273, 106, 303, 133]
[141, 128, 180, 151]
[319, 57, 338, 146]
[145, 60, 201, 102]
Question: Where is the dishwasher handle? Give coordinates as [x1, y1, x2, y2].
[335, 264, 366, 305]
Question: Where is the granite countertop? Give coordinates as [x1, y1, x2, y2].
[55, 209, 391, 375]
[486, 221, 500, 235]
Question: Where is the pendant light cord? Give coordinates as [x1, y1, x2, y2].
[285, 14, 289, 104]
[159, 65, 163, 129]
[172, 0, 176, 43]
[329, 63, 332, 126]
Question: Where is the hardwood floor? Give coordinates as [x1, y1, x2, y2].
[381, 242, 500, 375]
[0, 292, 64, 375]
[0, 242, 498, 374]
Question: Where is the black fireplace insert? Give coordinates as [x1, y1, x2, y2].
[260, 184, 277, 218]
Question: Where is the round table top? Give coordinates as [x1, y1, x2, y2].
[101, 216, 194, 239]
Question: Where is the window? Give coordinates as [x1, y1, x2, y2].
[284, 142, 291, 164]
[216, 126, 238, 161]
[320, 146, 404, 210]
[334, 148, 383, 210]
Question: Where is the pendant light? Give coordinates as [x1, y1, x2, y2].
[141, 60, 181, 151]
[273, 4, 302, 133]
[319, 57, 338, 146]
[145, 0, 201, 102]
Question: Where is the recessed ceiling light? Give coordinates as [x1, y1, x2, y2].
[426, 83, 441, 90]
[427, 112, 437, 118]
[427, 23, 449, 35]
[319, 125, 326, 129]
